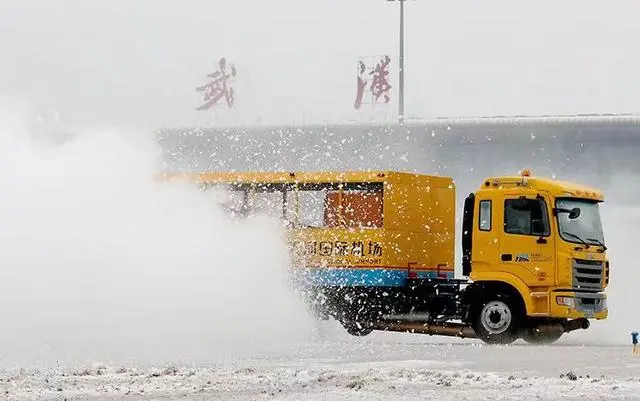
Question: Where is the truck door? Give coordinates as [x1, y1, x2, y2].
[465, 193, 499, 277]
[499, 194, 555, 287]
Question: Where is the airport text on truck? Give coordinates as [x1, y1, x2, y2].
[162, 169, 609, 345]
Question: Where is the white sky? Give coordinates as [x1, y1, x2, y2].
[1, 0, 639, 129]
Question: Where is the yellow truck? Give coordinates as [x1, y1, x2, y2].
[163, 169, 609, 345]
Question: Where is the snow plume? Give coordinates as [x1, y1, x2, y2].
[0, 102, 315, 368]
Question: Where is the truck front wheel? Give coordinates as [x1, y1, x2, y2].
[473, 296, 521, 345]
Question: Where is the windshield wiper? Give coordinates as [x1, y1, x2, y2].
[587, 238, 607, 251]
[562, 231, 590, 248]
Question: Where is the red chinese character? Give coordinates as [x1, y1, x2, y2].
[196, 57, 237, 110]
[369, 55, 391, 104]
[354, 56, 392, 109]
[354, 61, 368, 110]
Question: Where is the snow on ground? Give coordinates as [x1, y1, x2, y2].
[4, 324, 640, 401]
[6, 362, 639, 401]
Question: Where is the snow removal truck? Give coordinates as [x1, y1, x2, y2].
[163, 169, 609, 345]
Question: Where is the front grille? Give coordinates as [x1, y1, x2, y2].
[573, 258, 604, 290]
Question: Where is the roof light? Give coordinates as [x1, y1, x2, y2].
[520, 169, 531, 177]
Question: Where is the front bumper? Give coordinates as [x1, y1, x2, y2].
[551, 291, 608, 320]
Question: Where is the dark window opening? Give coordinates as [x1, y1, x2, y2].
[200, 181, 383, 228]
[504, 198, 550, 237]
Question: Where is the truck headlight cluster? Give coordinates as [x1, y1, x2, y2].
[557, 296, 575, 308]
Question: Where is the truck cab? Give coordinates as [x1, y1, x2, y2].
[461, 169, 608, 343]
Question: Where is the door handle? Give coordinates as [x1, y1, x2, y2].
[501, 254, 513, 262]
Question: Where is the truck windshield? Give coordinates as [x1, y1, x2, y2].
[556, 198, 605, 247]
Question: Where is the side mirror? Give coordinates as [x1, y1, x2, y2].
[554, 207, 581, 219]
[568, 208, 581, 219]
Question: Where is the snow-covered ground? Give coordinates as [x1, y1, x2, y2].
[5, 324, 640, 401]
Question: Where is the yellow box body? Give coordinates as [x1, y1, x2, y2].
[162, 170, 456, 280]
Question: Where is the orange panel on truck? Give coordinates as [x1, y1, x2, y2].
[324, 190, 383, 228]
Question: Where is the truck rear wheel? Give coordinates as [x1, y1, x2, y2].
[473, 296, 521, 345]
[341, 320, 374, 337]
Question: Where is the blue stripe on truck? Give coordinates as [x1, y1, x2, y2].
[292, 268, 454, 287]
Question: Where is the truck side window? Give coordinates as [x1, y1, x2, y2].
[479, 200, 491, 231]
[504, 198, 550, 237]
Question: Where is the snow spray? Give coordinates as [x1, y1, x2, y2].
[0, 101, 316, 368]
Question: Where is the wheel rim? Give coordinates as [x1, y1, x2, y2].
[480, 301, 512, 334]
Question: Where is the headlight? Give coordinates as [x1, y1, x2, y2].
[557, 296, 575, 308]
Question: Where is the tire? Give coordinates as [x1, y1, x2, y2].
[341, 320, 374, 337]
[522, 328, 563, 345]
[473, 295, 521, 345]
